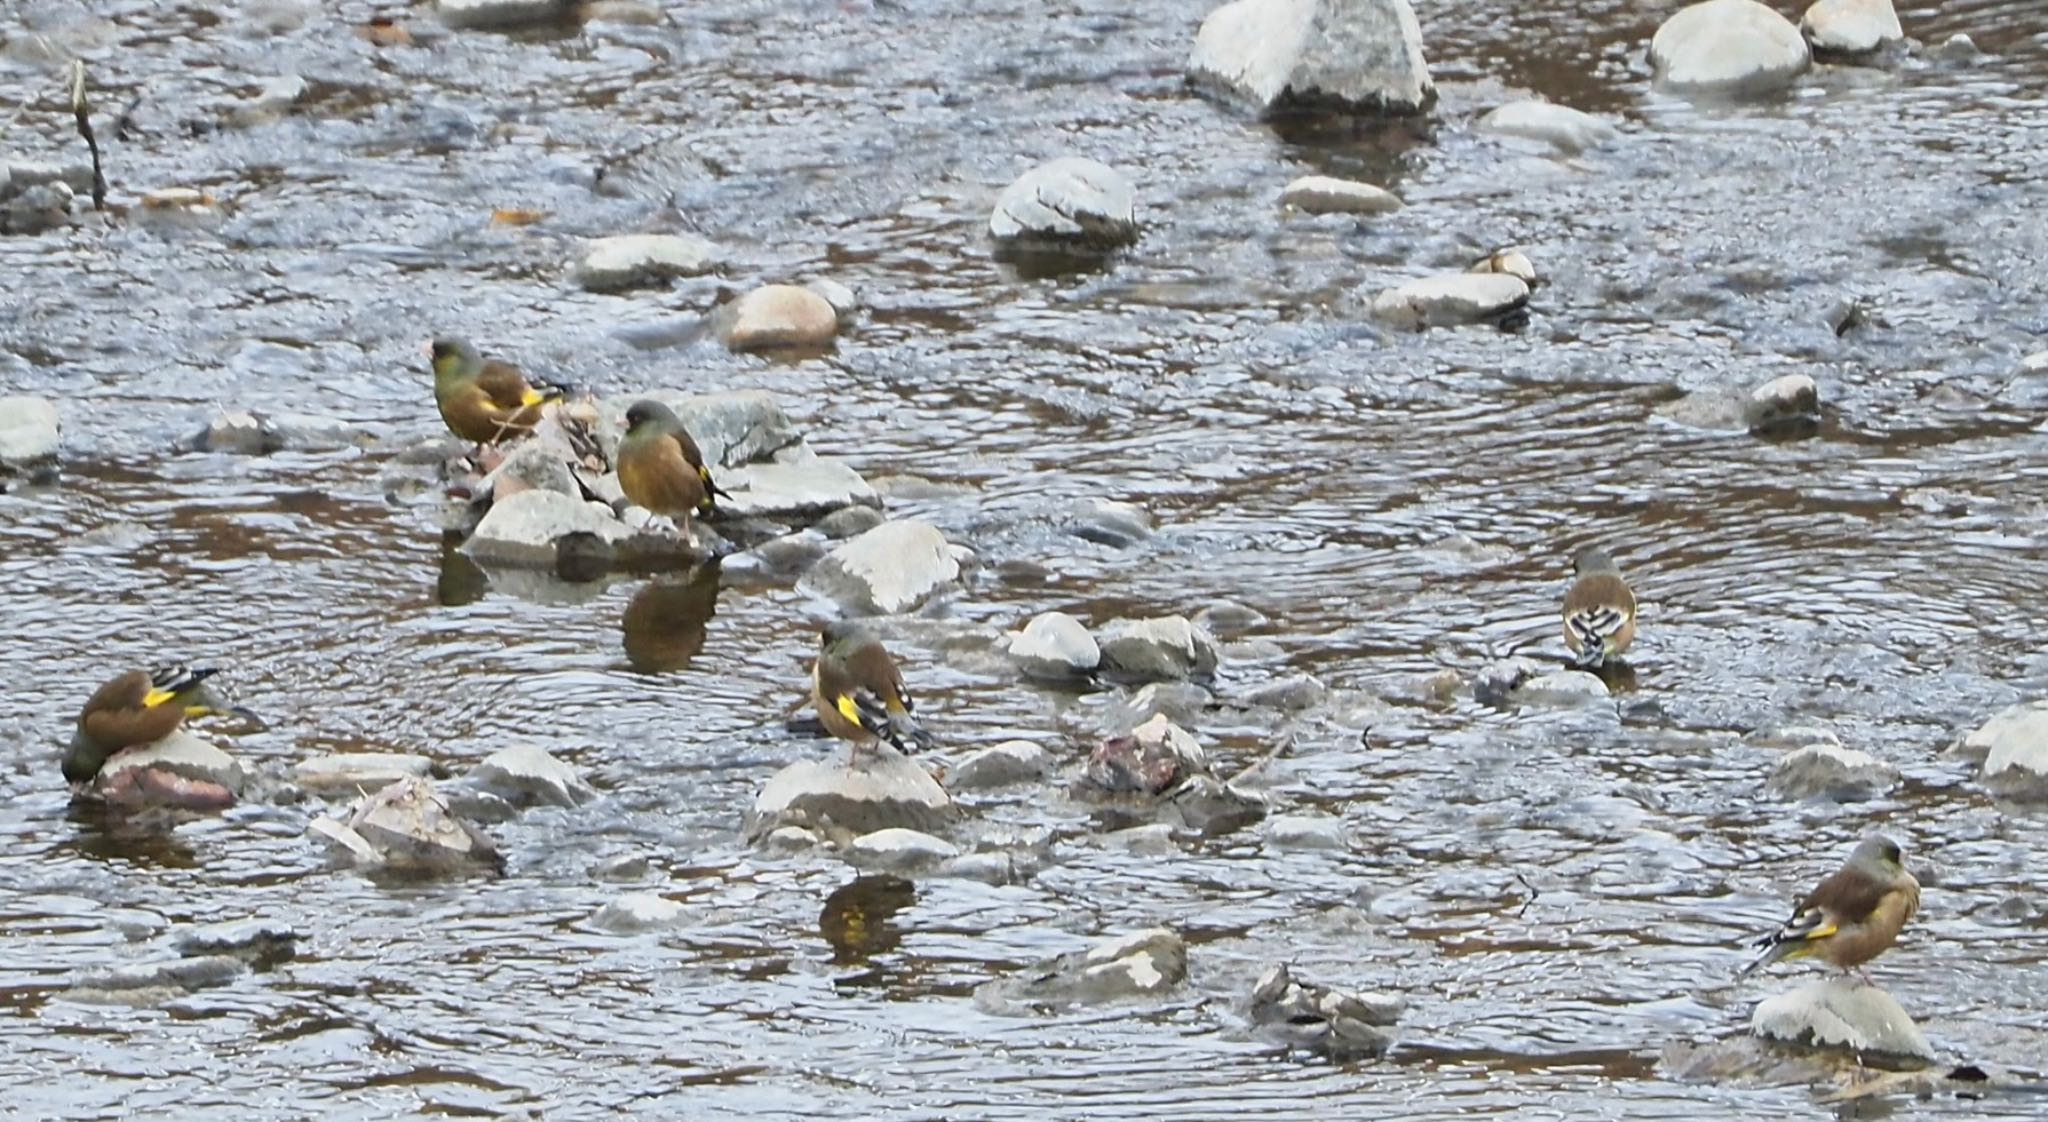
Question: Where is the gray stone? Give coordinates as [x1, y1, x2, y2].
[1263, 813, 1350, 850]
[1068, 497, 1153, 547]
[1514, 670, 1611, 703]
[1095, 615, 1220, 682]
[806, 278, 860, 325]
[1935, 33, 1982, 62]
[1117, 681, 1214, 728]
[467, 744, 596, 808]
[1081, 713, 1212, 797]
[801, 519, 963, 615]
[1751, 978, 1934, 1060]
[1370, 273, 1530, 330]
[717, 459, 879, 519]
[1244, 672, 1328, 711]
[192, 412, 276, 455]
[949, 740, 1054, 790]
[1188, 0, 1433, 115]
[293, 753, 433, 793]
[476, 440, 581, 502]
[716, 285, 840, 351]
[1476, 100, 1619, 154]
[1280, 175, 1403, 215]
[1249, 963, 1402, 1060]
[816, 504, 886, 540]
[462, 490, 631, 567]
[976, 927, 1188, 1013]
[67, 956, 247, 1002]
[0, 396, 60, 467]
[845, 827, 960, 874]
[1006, 612, 1101, 680]
[575, 234, 722, 292]
[5, 159, 95, 194]
[592, 390, 799, 470]
[1164, 775, 1270, 835]
[170, 920, 298, 960]
[727, 531, 828, 578]
[1800, 0, 1902, 55]
[990, 157, 1139, 248]
[6, 178, 80, 232]
[1651, 0, 1811, 95]
[1747, 373, 1820, 434]
[1958, 700, 2048, 800]
[745, 753, 957, 839]
[97, 731, 246, 792]
[1767, 743, 1899, 801]
[759, 825, 824, 854]
[309, 777, 500, 873]
[589, 892, 687, 933]
[437, 0, 576, 30]
[1105, 822, 1180, 855]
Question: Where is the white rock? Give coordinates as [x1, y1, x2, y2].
[1651, 0, 1811, 95]
[976, 927, 1189, 1013]
[1105, 822, 1180, 855]
[717, 459, 879, 519]
[1746, 373, 1820, 433]
[1767, 743, 1900, 801]
[467, 744, 597, 808]
[1007, 612, 1101, 680]
[2016, 350, 2048, 375]
[293, 753, 432, 793]
[1800, 0, 1902, 55]
[1751, 978, 1933, 1059]
[1960, 700, 2048, 800]
[845, 827, 960, 874]
[1095, 615, 1221, 682]
[462, 489, 630, 567]
[760, 825, 823, 854]
[0, 396, 61, 466]
[1370, 273, 1529, 330]
[1514, 670, 1611, 703]
[1188, 0, 1433, 115]
[1263, 813, 1350, 850]
[438, 0, 574, 30]
[806, 278, 860, 325]
[1476, 100, 1619, 154]
[1280, 175, 1403, 215]
[949, 740, 1054, 790]
[717, 284, 840, 351]
[575, 234, 722, 293]
[989, 157, 1139, 247]
[802, 519, 962, 615]
[746, 753, 956, 839]
[589, 892, 686, 933]
[97, 731, 246, 791]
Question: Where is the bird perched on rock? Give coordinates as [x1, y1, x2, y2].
[811, 621, 930, 762]
[1562, 547, 1637, 669]
[64, 666, 222, 785]
[428, 337, 569, 446]
[1741, 836, 1920, 981]
[616, 399, 730, 536]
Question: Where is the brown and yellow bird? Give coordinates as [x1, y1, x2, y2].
[428, 337, 569, 445]
[1562, 547, 1637, 669]
[616, 399, 730, 535]
[811, 621, 930, 762]
[64, 666, 222, 785]
[1741, 836, 1921, 981]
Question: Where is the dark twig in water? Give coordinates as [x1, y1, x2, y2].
[67, 61, 108, 210]
[1514, 871, 1539, 918]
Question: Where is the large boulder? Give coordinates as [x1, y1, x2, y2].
[1650, 0, 1811, 95]
[1476, 100, 1619, 154]
[975, 928, 1188, 1014]
[1188, 0, 1433, 115]
[989, 158, 1139, 249]
[1094, 615, 1220, 682]
[1006, 611, 1101, 680]
[745, 752, 957, 839]
[1801, 0, 1903, 55]
[1751, 978, 1934, 1060]
[0, 396, 60, 468]
[1954, 700, 2048, 800]
[1370, 273, 1530, 330]
[801, 519, 964, 615]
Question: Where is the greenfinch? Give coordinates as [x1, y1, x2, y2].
[1741, 836, 1920, 979]
[65, 666, 221, 785]
[811, 621, 929, 760]
[1562, 547, 1637, 668]
[428, 337, 568, 445]
[616, 399, 729, 535]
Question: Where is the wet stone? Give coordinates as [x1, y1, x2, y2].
[293, 753, 433, 794]
[1767, 742, 1899, 801]
[95, 732, 245, 809]
[806, 278, 860, 325]
[1094, 615, 1220, 682]
[66, 956, 247, 1003]
[1188, 0, 1433, 115]
[462, 489, 632, 568]
[171, 921, 298, 963]
[1477, 99, 1619, 154]
[1082, 714, 1208, 797]
[1747, 374, 1820, 436]
[976, 927, 1189, 1014]
[1957, 699, 2048, 800]
[309, 777, 501, 873]
[745, 752, 957, 840]
[464, 744, 596, 808]
[438, 0, 579, 30]
[1244, 672, 1328, 712]
[1801, 0, 1902, 55]
[815, 504, 885, 540]
[2, 181, 75, 235]
[717, 459, 880, 520]
[1370, 272, 1530, 330]
[1263, 813, 1350, 850]
[0, 396, 60, 467]
[716, 284, 840, 352]
[1513, 670, 1611, 704]
[1475, 657, 1541, 704]
[801, 519, 963, 616]
[1068, 497, 1153, 547]
[989, 157, 1139, 248]
[949, 739, 1053, 790]
[1281, 175, 1403, 215]
[1007, 611, 1101, 680]
[589, 892, 687, 934]
[844, 827, 960, 875]
[1651, 0, 1811, 95]
[575, 234, 722, 293]
[1751, 978, 1934, 1060]
[1249, 963, 1402, 1061]
[475, 440, 580, 503]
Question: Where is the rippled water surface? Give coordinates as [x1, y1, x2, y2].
[4, 0, 2048, 1117]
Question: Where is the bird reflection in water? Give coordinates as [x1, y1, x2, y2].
[621, 563, 722, 673]
[819, 874, 917, 977]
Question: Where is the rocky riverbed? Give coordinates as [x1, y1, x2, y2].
[3, 0, 2047, 1118]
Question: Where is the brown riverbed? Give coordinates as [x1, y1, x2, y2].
[3, 0, 2047, 1117]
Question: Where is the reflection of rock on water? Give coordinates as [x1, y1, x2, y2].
[819, 874, 916, 966]
[622, 564, 721, 673]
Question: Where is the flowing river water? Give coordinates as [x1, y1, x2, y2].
[3, 0, 2047, 1117]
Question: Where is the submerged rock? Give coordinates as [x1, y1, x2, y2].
[589, 892, 687, 934]
[1095, 615, 1220, 682]
[949, 739, 1054, 790]
[0, 396, 60, 468]
[1800, 0, 1902, 55]
[170, 920, 299, 962]
[1188, 0, 1433, 115]
[989, 157, 1139, 249]
[1651, 0, 1811, 95]
[1476, 99, 1619, 154]
[293, 752, 433, 793]
[66, 956, 248, 1004]
[1006, 611, 1101, 680]
[1751, 978, 1934, 1060]
[716, 284, 840, 352]
[462, 489, 633, 568]
[1280, 176, 1403, 215]
[575, 233, 721, 293]
[1068, 497, 1154, 547]
[464, 744, 596, 808]
[976, 927, 1188, 1013]
[1747, 373, 1820, 436]
[1249, 963, 1403, 1060]
[745, 752, 957, 839]
[1262, 813, 1350, 850]
[1956, 700, 2048, 800]
[309, 777, 502, 873]
[801, 519, 964, 615]
[1369, 273, 1530, 330]
[1767, 743, 1899, 801]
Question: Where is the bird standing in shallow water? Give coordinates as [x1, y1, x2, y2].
[615, 399, 729, 537]
[427, 337, 568, 446]
[1741, 836, 1920, 982]
[810, 621, 929, 763]
[65, 666, 222, 785]
[1562, 547, 1637, 669]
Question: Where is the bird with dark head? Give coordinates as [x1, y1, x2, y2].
[1740, 835, 1920, 982]
[427, 337, 570, 446]
[810, 621, 930, 762]
[1562, 547, 1637, 669]
[616, 399, 730, 537]
[65, 665, 222, 786]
